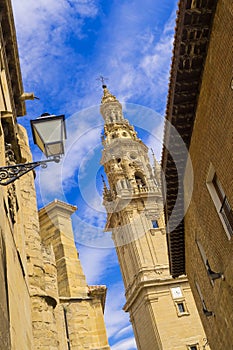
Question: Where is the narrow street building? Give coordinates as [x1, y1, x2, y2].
[0, 1, 110, 348]
[162, 1, 233, 349]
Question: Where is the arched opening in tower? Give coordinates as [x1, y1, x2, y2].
[134, 172, 146, 189]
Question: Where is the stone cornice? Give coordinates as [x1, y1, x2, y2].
[124, 269, 189, 312]
[88, 285, 107, 312]
[39, 199, 77, 219]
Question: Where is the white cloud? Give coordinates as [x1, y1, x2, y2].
[11, 0, 99, 114]
[77, 245, 117, 285]
[111, 337, 137, 350]
[114, 325, 134, 339]
[12, 0, 98, 39]
[146, 121, 165, 161]
[104, 282, 131, 338]
[140, 36, 173, 77]
[88, 0, 178, 112]
[13, 0, 178, 119]
[36, 107, 103, 204]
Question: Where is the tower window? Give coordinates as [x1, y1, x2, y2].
[177, 303, 185, 313]
[187, 345, 199, 350]
[135, 173, 146, 188]
[174, 300, 189, 317]
[152, 220, 158, 228]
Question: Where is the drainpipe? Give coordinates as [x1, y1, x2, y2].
[63, 306, 71, 350]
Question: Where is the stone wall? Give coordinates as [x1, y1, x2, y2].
[39, 200, 110, 350]
[0, 1, 111, 349]
[184, 1, 233, 349]
[0, 6, 33, 346]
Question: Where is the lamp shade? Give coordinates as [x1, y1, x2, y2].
[30, 114, 66, 158]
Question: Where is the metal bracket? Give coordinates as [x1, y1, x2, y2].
[0, 157, 60, 186]
[206, 260, 223, 280]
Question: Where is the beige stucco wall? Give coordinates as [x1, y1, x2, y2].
[123, 230, 208, 350]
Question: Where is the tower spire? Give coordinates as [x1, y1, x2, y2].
[101, 174, 112, 201]
[101, 85, 118, 105]
[100, 84, 125, 124]
[97, 76, 117, 104]
[151, 148, 161, 187]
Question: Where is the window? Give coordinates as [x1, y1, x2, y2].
[187, 345, 199, 350]
[135, 172, 146, 189]
[152, 220, 158, 228]
[171, 287, 189, 316]
[212, 174, 233, 236]
[206, 165, 233, 238]
[177, 302, 185, 313]
[174, 300, 189, 316]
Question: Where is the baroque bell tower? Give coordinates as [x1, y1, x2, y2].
[100, 85, 209, 350]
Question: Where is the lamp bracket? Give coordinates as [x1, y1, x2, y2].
[0, 157, 60, 186]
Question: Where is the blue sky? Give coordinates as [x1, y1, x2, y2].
[12, 0, 178, 348]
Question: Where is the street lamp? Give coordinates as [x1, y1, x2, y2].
[0, 113, 66, 186]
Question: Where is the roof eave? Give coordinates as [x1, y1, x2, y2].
[162, 0, 218, 277]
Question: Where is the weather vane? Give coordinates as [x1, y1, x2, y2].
[97, 75, 108, 87]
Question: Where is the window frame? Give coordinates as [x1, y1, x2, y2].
[174, 299, 189, 317]
[187, 344, 199, 350]
[177, 302, 185, 313]
[206, 164, 233, 239]
[152, 220, 159, 229]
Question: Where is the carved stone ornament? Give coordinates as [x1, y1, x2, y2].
[7, 182, 17, 223]
[5, 144, 17, 223]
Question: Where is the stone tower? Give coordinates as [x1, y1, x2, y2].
[100, 85, 209, 350]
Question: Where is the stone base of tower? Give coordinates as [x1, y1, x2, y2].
[124, 277, 208, 350]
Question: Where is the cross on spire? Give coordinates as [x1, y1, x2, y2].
[97, 75, 108, 88]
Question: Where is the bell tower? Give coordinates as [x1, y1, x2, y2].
[100, 85, 209, 350]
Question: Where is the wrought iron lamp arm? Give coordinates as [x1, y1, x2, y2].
[0, 157, 60, 186]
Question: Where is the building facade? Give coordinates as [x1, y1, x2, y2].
[162, 1, 233, 349]
[100, 85, 208, 349]
[0, 1, 110, 349]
